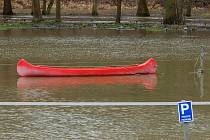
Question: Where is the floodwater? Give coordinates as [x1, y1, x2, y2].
[0, 29, 210, 139]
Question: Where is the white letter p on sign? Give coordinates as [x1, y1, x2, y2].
[181, 104, 189, 115]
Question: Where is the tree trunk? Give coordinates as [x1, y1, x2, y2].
[160, 0, 164, 7]
[3, 0, 13, 15]
[92, 0, 98, 16]
[176, 0, 184, 24]
[42, 0, 47, 15]
[185, 0, 192, 17]
[163, 0, 184, 25]
[163, 0, 176, 24]
[46, 0, 55, 15]
[56, 0, 61, 21]
[136, 0, 150, 17]
[116, 0, 122, 23]
[31, 0, 34, 15]
[32, 0, 42, 22]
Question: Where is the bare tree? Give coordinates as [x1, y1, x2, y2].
[32, 0, 42, 22]
[46, 0, 55, 15]
[136, 0, 150, 17]
[186, 0, 192, 17]
[163, 0, 184, 25]
[176, 0, 184, 24]
[160, 0, 164, 7]
[92, 0, 99, 16]
[56, 0, 61, 21]
[116, 0, 122, 23]
[42, 0, 47, 15]
[3, 0, 13, 15]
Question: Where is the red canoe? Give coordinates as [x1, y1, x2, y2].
[17, 58, 158, 77]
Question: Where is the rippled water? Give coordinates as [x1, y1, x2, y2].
[0, 106, 210, 140]
[0, 29, 210, 139]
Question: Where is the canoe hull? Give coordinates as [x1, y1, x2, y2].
[17, 58, 157, 77]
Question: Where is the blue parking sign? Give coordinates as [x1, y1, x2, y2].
[178, 101, 193, 123]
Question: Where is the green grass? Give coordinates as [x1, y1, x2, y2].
[0, 23, 32, 30]
[39, 19, 58, 25]
[144, 25, 165, 32]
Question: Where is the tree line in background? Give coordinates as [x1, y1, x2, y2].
[2, 0, 210, 24]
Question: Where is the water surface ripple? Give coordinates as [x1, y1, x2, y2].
[0, 29, 210, 139]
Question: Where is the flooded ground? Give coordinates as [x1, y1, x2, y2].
[0, 29, 210, 139]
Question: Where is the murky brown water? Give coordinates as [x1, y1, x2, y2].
[0, 29, 210, 139]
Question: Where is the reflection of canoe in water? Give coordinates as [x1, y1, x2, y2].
[17, 58, 157, 77]
[17, 75, 157, 90]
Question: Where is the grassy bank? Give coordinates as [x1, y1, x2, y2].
[0, 19, 193, 33]
[0, 22, 32, 30]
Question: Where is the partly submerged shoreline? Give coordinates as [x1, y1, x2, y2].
[1, 15, 210, 32]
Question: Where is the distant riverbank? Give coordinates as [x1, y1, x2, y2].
[1, 14, 210, 32]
